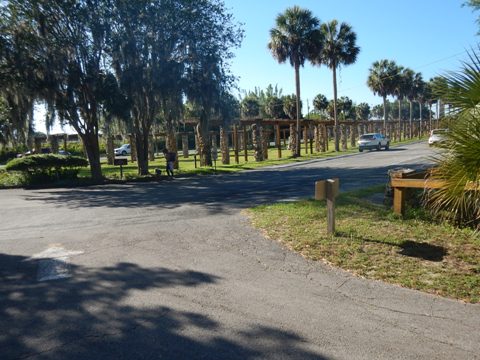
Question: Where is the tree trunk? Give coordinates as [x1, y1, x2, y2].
[220, 126, 230, 165]
[80, 132, 102, 181]
[294, 63, 301, 157]
[135, 130, 149, 175]
[341, 124, 347, 151]
[332, 65, 340, 152]
[419, 101, 423, 139]
[350, 125, 356, 148]
[252, 123, 263, 162]
[107, 135, 114, 165]
[196, 122, 212, 166]
[314, 125, 320, 152]
[409, 100, 413, 138]
[49, 135, 59, 154]
[262, 127, 269, 160]
[148, 135, 155, 162]
[383, 95, 387, 130]
[182, 134, 189, 158]
[288, 123, 296, 154]
[166, 129, 178, 169]
[129, 134, 137, 162]
[34, 137, 42, 154]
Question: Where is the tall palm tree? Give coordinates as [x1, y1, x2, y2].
[367, 59, 398, 129]
[268, 6, 321, 157]
[415, 75, 426, 136]
[393, 66, 406, 122]
[404, 69, 422, 138]
[312, 20, 359, 151]
[424, 80, 435, 130]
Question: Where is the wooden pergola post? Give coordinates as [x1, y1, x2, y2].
[233, 124, 239, 164]
[276, 124, 282, 159]
[243, 125, 248, 162]
[309, 124, 314, 154]
[304, 126, 308, 154]
[325, 125, 329, 151]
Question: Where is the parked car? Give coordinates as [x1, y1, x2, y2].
[358, 133, 390, 152]
[114, 144, 131, 156]
[428, 129, 448, 146]
[58, 150, 71, 156]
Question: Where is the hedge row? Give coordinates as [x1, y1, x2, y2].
[5, 154, 88, 184]
[6, 154, 88, 172]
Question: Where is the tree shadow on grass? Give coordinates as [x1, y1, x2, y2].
[336, 233, 447, 262]
[398, 240, 447, 262]
[0, 253, 329, 360]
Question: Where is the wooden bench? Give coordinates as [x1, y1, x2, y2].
[390, 169, 479, 216]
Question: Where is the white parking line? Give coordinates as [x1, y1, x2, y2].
[27, 245, 84, 282]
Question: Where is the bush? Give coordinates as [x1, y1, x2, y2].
[6, 154, 89, 184]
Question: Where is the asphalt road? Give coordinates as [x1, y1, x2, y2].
[1, 142, 479, 360]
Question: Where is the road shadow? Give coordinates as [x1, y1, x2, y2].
[0, 253, 329, 360]
[19, 161, 431, 215]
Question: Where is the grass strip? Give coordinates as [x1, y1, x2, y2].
[247, 185, 480, 303]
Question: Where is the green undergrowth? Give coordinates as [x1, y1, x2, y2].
[247, 185, 480, 303]
[1, 137, 425, 188]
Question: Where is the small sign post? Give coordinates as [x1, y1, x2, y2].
[114, 158, 128, 179]
[315, 178, 340, 235]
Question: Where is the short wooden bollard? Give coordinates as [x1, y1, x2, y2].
[315, 178, 340, 234]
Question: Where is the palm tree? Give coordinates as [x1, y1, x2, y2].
[313, 20, 359, 151]
[355, 102, 370, 121]
[393, 65, 406, 138]
[268, 6, 321, 157]
[415, 75, 426, 136]
[404, 70, 422, 138]
[430, 76, 448, 127]
[424, 80, 435, 130]
[367, 60, 398, 129]
[426, 49, 480, 229]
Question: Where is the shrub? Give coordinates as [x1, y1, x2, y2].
[6, 154, 88, 184]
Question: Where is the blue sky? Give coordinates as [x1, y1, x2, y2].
[223, 0, 478, 110]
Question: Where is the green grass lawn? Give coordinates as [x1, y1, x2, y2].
[247, 185, 480, 303]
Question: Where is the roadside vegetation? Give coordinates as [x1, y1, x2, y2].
[0, 136, 424, 188]
[248, 185, 480, 303]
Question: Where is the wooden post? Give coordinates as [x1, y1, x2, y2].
[282, 129, 287, 147]
[276, 124, 282, 159]
[243, 125, 248, 161]
[309, 125, 314, 154]
[304, 126, 308, 154]
[233, 125, 239, 164]
[315, 178, 339, 235]
[393, 187, 406, 216]
[326, 179, 339, 235]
